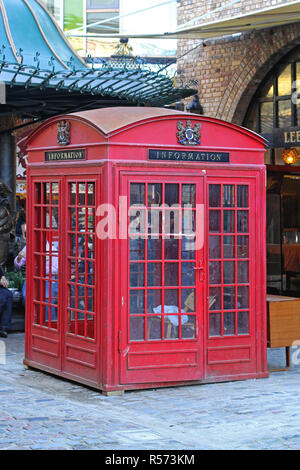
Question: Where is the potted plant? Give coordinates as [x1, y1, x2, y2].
[5, 270, 25, 302]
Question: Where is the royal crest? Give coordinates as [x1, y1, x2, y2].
[57, 120, 70, 146]
[177, 119, 201, 146]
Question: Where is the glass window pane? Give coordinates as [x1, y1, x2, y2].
[147, 316, 162, 340]
[130, 263, 145, 287]
[87, 183, 95, 206]
[148, 290, 162, 313]
[224, 286, 235, 310]
[260, 102, 273, 133]
[182, 289, 195, 312]
[238, 286, 249, 309]
[237, 186, 248, 207]
[182, 184, 196, 207]
[165, 263, 179, 286]
[209, 235, 221, 259]
[78, 184, 86, 205]
[237, 211, 248, 233]
[130, 183, 145, 205]
[209, 211, 221, 232]
[224, 211, 235, 233]
[181, 262, 195, 286]
[182, 236, 195, 259]
[224, 312, 235, 336]
[164, 316, 179, 339]
[224, 261, 235, 284]
[209, 313, 221, 336]
[129, 209, 146, 234]
[164, 290, 179, 310]
[209, 261, 221, 284]
[260, 76, 274, 98]
[209, 287, 221, 310]
[182, 210, 195, 235]
[87, 11, 119, 34]
[278, 100, 292, 128]
[237, 236, 249, 258]
[148, 184, 162, 206]
[209, 185, 221, 207]
[237, 261, 249, 283]
[223, 235, 235, 258]
[147, 263, 162, 286]
[182, 315, 196, 339]
[148, 209, 162, 235]
[165, 238, 179, 260]
[87, 0, 119, 8]
[52, 183, 59, 205]
[130, 316, 144, 341]
[147, 238, 161, 260]
[130, 290, 144, 314]
[130, 238, 145, 260]
[223, 185, 235, 207]
[64, 0, 83, 32]
[165, 184, 179, 205]
[238, 311, 249, 335]
[278, 64, 291, 96]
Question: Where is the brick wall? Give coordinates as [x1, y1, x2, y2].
[177, 0, 300, 124]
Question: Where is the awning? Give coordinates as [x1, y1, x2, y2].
[74, 0, 300, 40]
[1, 57, 195, 119]
[0, 0, 195, 120]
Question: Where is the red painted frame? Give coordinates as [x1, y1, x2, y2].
[24, 108, 268, 393]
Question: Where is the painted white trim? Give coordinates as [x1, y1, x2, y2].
[0, 0, 20, 63]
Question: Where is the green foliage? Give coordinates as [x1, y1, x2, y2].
[5, 270, 25, 291]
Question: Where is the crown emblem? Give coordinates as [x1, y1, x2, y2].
[57, 120, 70, 146]
[177, 120, 201, 146]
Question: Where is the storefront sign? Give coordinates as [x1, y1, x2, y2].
[262, 128, 300, 149]
[149, 149, 229, 162]
[45, 149, 86, 162]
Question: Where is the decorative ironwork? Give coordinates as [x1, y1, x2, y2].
[177, 120, 201, 146]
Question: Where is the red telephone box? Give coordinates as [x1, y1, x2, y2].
[24, 107, 268, 394]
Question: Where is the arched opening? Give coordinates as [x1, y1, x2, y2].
[244, 46, 300, 297]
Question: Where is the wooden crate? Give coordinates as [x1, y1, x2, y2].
[267, 295, 300, 348]
[267, 295, 300, 371]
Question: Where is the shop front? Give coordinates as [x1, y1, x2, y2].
[244, 46, 300, 298]
[24, 107, 267, 394]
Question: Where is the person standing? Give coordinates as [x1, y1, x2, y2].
[14, 245, 26, 307]
[0, 267, 13, 338]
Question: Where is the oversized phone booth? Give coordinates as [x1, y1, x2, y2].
[24, 107, 268, 394]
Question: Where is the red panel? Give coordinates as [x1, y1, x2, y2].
[207, 346, 251, 364]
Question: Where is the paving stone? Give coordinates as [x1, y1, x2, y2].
[2, 334, 300, 450]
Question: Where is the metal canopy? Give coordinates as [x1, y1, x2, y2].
[0, 0, 195, 119]
[79, 0, 300, 40]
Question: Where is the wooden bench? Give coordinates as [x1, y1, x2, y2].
[267, 294, 300, 372]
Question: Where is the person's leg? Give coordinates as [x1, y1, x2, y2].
[0, 287, 13, 333]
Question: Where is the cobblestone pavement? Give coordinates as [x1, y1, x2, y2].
[0, 333, 300, 450]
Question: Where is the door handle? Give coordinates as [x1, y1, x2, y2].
[194, 263, 204, 281]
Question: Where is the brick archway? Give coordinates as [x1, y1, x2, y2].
[217, 23, 300, 125]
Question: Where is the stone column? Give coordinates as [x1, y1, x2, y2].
[0, 132, 16, 211]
